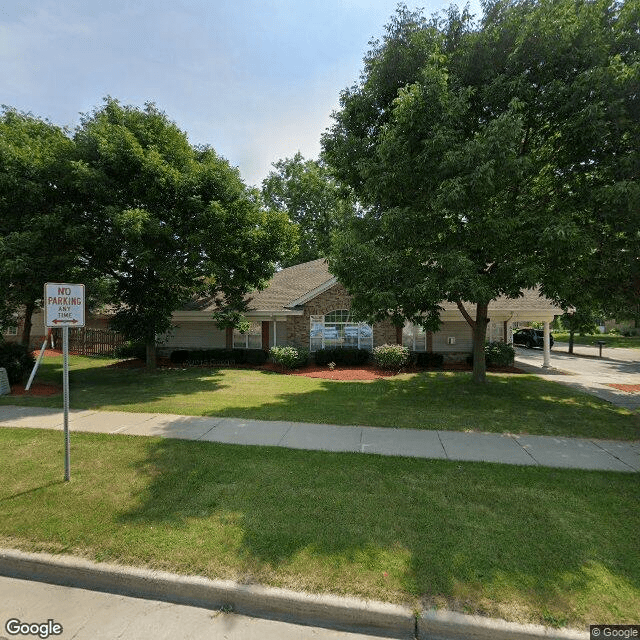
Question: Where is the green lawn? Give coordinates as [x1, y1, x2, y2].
[2, 356, 638, 440]
[1, 428, 637, 630]
[553, 333, 640, 349]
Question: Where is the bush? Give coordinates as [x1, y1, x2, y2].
[169, 350, 189, 365]
[467, 342, 516, 368]
[115, 341, 146, 361]
[270, 345, 309, 369]
[414, 352, 444, 368]
[245, 349, 268, 365]
[485, 342, 515, 367]
[0, 342, 36, 384]
[314, 347, 370, 366]
[372, 344, 410, 370]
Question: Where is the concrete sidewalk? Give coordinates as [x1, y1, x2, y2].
[0, 405, 637, 472]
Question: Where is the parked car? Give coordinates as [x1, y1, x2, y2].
[512, 328, 554, 349]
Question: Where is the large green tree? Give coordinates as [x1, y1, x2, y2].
[322, 1, 639, 382]
[74, 99, 296, 369]
[261, 153, 355, 267]
[0, 107, 83, 345]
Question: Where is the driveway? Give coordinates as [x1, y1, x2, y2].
[514, 342, 640, 412]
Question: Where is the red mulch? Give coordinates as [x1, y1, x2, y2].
[276, 363, 524, 380]
[608, 383, 640, 394]
[27, 351, 525, 381]
[9, 383, 61, 396]
[31, 349, 63, 357]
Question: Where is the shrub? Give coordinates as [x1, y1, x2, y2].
[414, 352, 444, 368]
[373, 344, 410, 370]
[115, 341, 146, 361]
[485, 342, 515, 367]
[270, 345, 309, 369]
[0, 342, 36, 384]
[245, 349, 268, 365]
[169, 350, 189, 365]
[314, 347, 370, 366]
[467, 342, 516, 368]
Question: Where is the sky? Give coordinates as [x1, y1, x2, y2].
[1, 0, 481, 188]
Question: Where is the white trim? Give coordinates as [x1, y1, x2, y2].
[287, 277, 338, 308]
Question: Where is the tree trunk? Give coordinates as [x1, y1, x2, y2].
[145, 339, 156, 371]
[457, 300, 490, 384]
[568, 330, 575, 354]
[21, 301, 36, 347]
[471, 302, 489, 383]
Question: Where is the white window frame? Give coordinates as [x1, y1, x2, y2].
[310, 310, 373, 352]
[4, 326, 17, 336]
[233, 322, 262, 349]
[402, 322, 427, 351]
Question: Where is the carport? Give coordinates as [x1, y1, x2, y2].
[439, 290, 563, 368]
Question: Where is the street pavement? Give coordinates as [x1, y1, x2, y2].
[0, 575, 392, 640]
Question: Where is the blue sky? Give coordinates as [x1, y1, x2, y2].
[1, 0, 481, 187]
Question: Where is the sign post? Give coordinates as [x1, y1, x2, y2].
[44, 283, 85, 481]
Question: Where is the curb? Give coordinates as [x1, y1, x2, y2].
[0, 549, 415, 639]
[0, 549, 588, 640]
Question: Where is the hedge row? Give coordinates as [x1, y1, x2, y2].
[169, 348, 268, 366]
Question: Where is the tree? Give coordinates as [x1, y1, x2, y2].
[322, 1, 639, 383]
[0, 107, 83, 345]
[73, 99, 296, 369]
[560, 306, 602, 353]
[261, 153, 355, 267]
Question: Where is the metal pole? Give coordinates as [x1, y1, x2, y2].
[63, 326, 70, 481]
[25, 339, 48, 391]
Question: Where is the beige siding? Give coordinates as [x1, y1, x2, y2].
[275, 321, 288, 347]
[433, 321, 473, 352]
[165, 323, 226, 350]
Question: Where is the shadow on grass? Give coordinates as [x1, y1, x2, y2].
[0, 480, 65, 502]
[118, 436, 640, 624]
[203, 373, 640, 440]
[2, 359, 638, 440]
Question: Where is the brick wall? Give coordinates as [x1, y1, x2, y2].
[285, 283, 398, 349]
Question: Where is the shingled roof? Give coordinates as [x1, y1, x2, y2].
[180, 258, 561, 315]
[247, 258, 334, 312]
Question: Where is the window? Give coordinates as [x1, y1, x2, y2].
[3, 326, 17, 336]
[309, 310, 373, 352]
[233, 322, 262, 349]
[402, 323, 427, 351]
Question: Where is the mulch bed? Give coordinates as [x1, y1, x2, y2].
[106, 359, 524, 379]
[608, 383, 640, 394]
[22, 350, 525, 383]
[9, 383, 61, 396]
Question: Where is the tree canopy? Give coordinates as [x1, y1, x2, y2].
[72, 99, 297, 368]
[0, 107, 83, 344]
[322, 0, 639, 382]
[261, 152, 355, 267]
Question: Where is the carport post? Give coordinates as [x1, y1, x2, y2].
[542, 320, 551, 369]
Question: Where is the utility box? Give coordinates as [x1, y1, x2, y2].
[0, 368, 10, 395]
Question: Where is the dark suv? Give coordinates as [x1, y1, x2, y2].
[512, 328, 554, 349]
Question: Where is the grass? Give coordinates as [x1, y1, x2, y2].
[0, 427, 638, 630]
[553, 333, 640, 349]
[2, 356, 638, 440]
